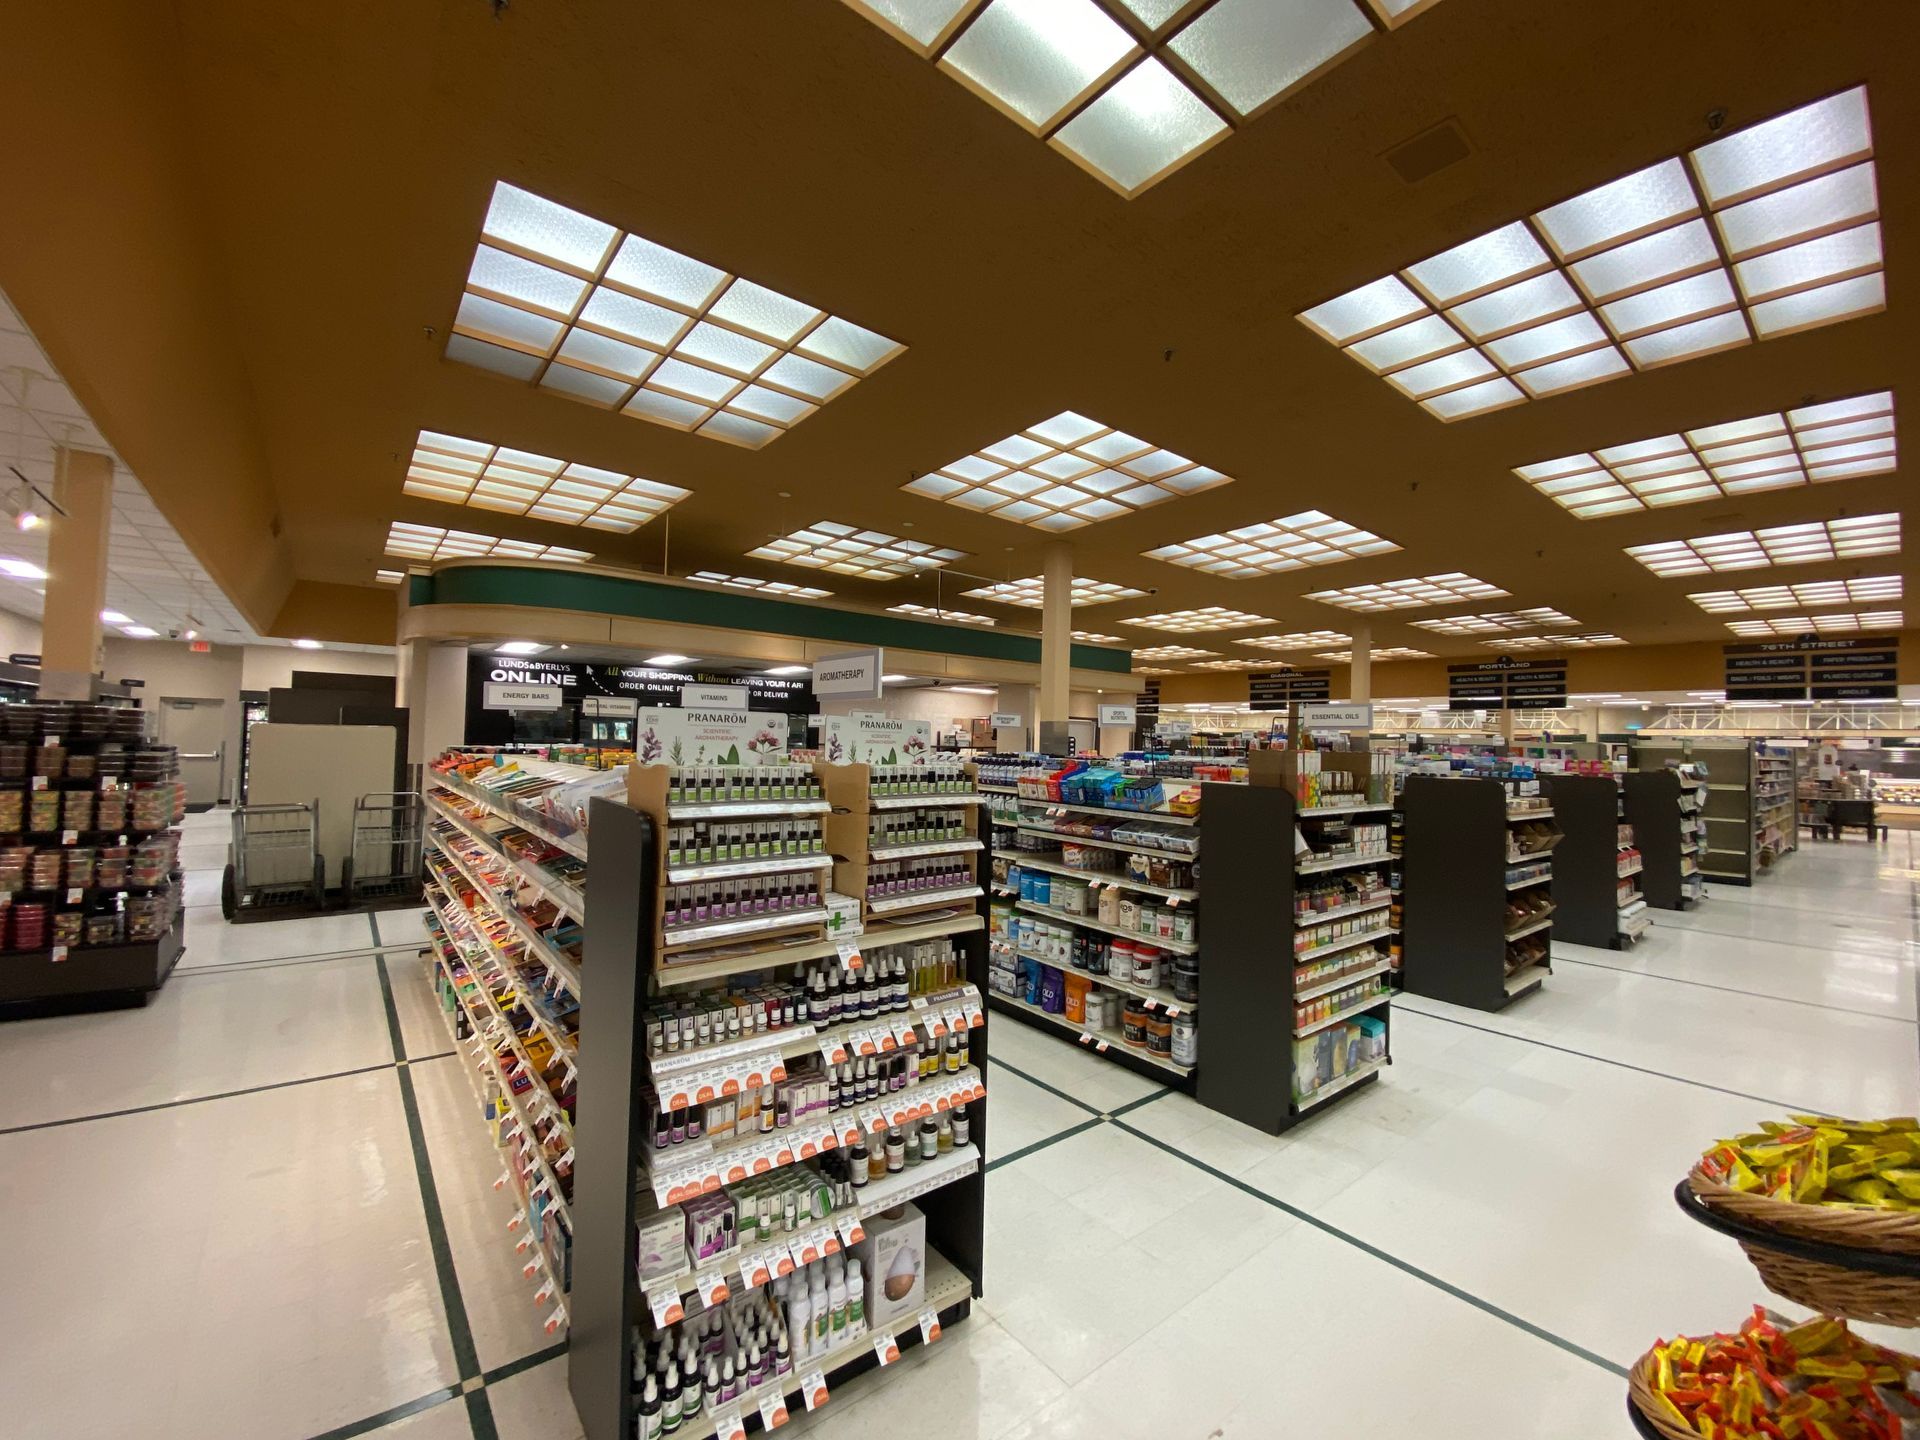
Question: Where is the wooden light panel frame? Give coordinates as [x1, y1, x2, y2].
[448, 182, 907, 451]
[1513, 390, 1897, 519]
[1296, 87, 1885, 421]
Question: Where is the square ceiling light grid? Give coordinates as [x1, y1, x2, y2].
[1121, 606, 1275, 632]
[375, 569, 406, 584]
[886, 602, 998, 625]
[447, 182, 905, 449]
[902, 411, 1232, 533]
[1688, 575, 1901, 613]
[1142, 509, 1400, 578]
[1410, 607, 1578, 636]
[1315, 646, 1433, 661]
[1623, 513, 1899, 576]
[384, 522, 593, 565]
[1297, 88, 1884, 420]
[1726, 611, 1902, 637]
[960, 574, 1146, 607]
[1482, 632, 1627, 650]
[1189, 658, 1275, 670]
[1237, 630, 1353, 651]
[1132, 643, 1217, 660]
[843, 0, 1432, 200]
[1303, 572, 1510, 612]
[1515, 391, 1896, 519]
[748, 521, 967, 580]
[685, 570, 833, 599]
[1072, 630, 1127, 643]
[406, 429, 690, 533]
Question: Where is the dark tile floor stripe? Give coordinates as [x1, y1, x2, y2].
[0, 1056, 452, 1136]
[989, 1055, 1118, 1116]
[377, 953, 495, 1431]
[1391, 1002, 1802, 1110]
[174, 941, 424, 975]
[1112, 1118, 1630, 1379]
[984, 1116, 1104, 1172]
[481, 1339, 568, 1386]
[1552, 953, 1916, 1023]
[300, 1384, 464, 1440]
[1109, 1087, 1172, 1118]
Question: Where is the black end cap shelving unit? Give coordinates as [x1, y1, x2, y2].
[1621, 771, 1687, 911]
[1544, 774, 1625, 949]
[0, 918, 185, 1015]
[1400, 775, 1549, 1012]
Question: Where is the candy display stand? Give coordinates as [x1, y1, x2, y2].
[1676, 1173, 1920, 1327]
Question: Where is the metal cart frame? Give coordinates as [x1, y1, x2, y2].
[221, 799, 324, 920]
[340, 791, 424, 904]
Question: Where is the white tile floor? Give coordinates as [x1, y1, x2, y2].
[0, 812, 1913, 1439]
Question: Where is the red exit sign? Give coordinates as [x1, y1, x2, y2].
[189, 639, 211, 653]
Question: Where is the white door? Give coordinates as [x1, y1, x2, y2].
[158, 697, 228, 809]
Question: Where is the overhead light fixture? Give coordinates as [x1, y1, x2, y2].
[885, 602, 996, 626]
[1624, 513, 1900, 576]
[749, 521, 966, 581]
[1689, 576, 1901, 613]
[1237, 630, 1353, 651]
[686, 571, 832, 599]
[405, 430, 691, 533]
[1119, 607, 1276, 633]
[1142, 510, 1400, 578]
[1131, 644, 1217, 661]
[447, 182, 904, 448]
[1297, 87, 1883, 420]
[122, 625, 159, 638]
[1315, 646, 1434, 661]
[0, 557, 48, 581]
[845, 0, 1432, 199]
[645, 653, 694, 666]
[1303, 573, 1509, 612]
[1188, 658, 1272, 670]
[384, 521, 594, 565]
[902, 411, 1233, 532]
[1410, 608, 1578, 635]
[944, 685, 997, 695]
[762, 665, 809, 675]
[375, 569, 407, 584]
[100, 609, 132, 624]
[1515, 391, 1896, 519]
[1726, 611, 1902, 637]
[495, 641, 550, 655]
[1071, 630, 1126, 644]
[960, 575, 1145, 607]
[881, 673, 910, 682]
[292, 639, 323, 650]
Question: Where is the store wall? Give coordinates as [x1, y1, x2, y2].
[0, 608, 43, 660]
[240, 645, 395, 692]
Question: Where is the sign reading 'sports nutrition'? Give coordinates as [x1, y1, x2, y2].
[1447, 655, 1568, 711]
[1723, 634, 1899, 702]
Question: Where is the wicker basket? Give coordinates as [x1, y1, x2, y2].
[1683, 1168, 1920, 1326]
[1625, 1348, 1695, 1440]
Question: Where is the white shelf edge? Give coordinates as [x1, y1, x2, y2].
[1012, 899, 1198, 954]
[992, 849, 1198, 902]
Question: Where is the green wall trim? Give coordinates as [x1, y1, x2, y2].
[415, 565, 1133, 674]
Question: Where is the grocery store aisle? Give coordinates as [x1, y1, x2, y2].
[0, 827, 1912, 1439]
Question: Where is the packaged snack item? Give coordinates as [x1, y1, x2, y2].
[1697, 1114, 1920, 1210]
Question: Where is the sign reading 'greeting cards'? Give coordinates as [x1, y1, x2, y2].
[634, 709, 789, 766]
[821, 715, 933, 765]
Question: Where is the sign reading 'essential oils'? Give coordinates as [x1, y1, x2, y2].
[1446, 655, 1568, 711]
[1723, 634, 1899, 701]
[1248, 669, 1332, 710]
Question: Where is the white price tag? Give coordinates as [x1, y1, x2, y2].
[757, 1394, 789, 1430]
[50, 944, 69, 964]
[711, 1404, 745, 1440]
[835, 1214, 866, 1247]
[29, 775, 45, 792]
[836, 940, 862, 971]
[698, 1270, 731, 1307]
[65, 887, 82, 903]
[543, 1303, 567, 1335]
[60, 829, 78, 846]
[646, 1286, 686, 1328]
[738, 1249, 772, 1290]
[871, 1331, 901, 1365]
[800, 1370, 829, 1412]
[918, 1308, 942, 1343]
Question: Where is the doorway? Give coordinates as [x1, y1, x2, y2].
[159, 697, 230, 810]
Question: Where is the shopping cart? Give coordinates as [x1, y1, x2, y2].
[221, 799, 324, 920]
[340, 792, 424, 905]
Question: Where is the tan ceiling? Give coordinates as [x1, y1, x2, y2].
[0, 0, 1911, 665]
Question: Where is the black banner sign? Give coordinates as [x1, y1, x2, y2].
[1446, 655, 1568, 710]
[1725, 634, 1898, 702]
[1248, 669, 1332, 711]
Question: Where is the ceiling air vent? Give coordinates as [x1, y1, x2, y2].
[1382, 118, 1472, 184]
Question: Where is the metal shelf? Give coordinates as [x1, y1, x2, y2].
[868, 885, 983, 916]
[426, 833, 583, 997]
[1295, 851, 1391, 875]
[668, 798, 831, 820]
[996, 942, 1196, 1012]
[439, 773, 591, 861]
[655, 913, 983, 989]
[1504, 914, 1555, 943]
[1506, 808, 1554, 822]
[1291, 896, 1389, 927]
[665, 853, 833, 884]
[1012, 898, 1198, 954]
[868, 838, 982, 862]
[1505, 872, 1552, 891]
[1001, 795, 1198, 826]
[1295, 990, 1392, 1037]
[869, 793, 985, 810]
[1503, 961, 1549, 998]
[1293, 1055, 1387, 1113]
[1294, 958, 1392, 1003]
[992, 849, 1197, 902]
[1012, 825, 1198, 860]
[989, 990, 1193, 1076]
[663, 907, 829, 951]
[1297, 802, 1394, 817]
[1293, 926, 1394, 964]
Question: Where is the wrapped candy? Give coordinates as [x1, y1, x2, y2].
[1698, 1116, 1920, 1211]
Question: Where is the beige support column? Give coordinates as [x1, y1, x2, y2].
[418, 642, 470, 761]
[1038, 541, 1072, 751]
[39, 447, 113, 701]
[1348, 625, 1372, 702]
[995, 682, 1037, 752]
